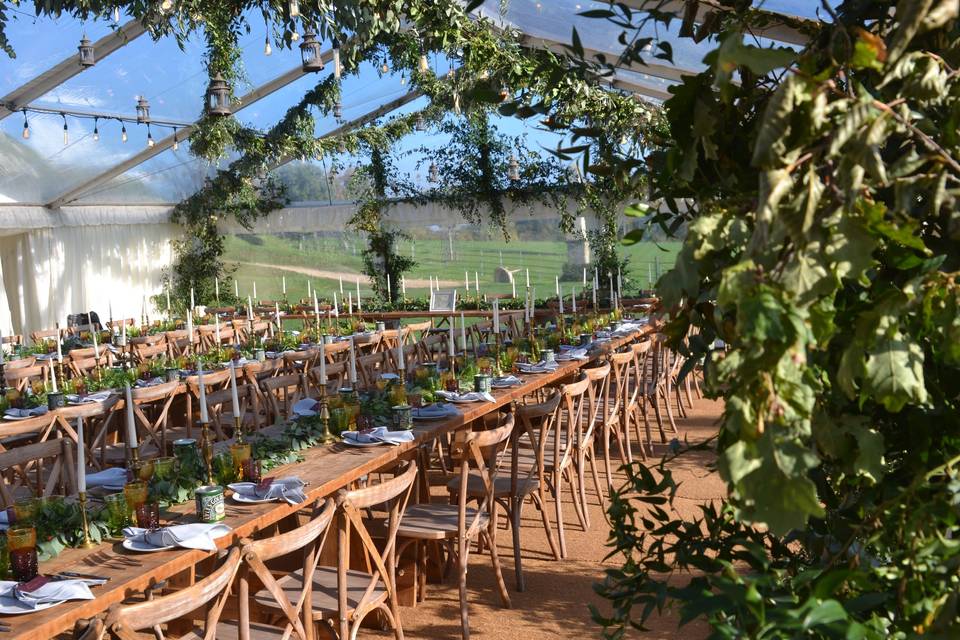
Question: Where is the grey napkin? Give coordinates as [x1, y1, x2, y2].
[228, 477, 307, 505]
[342, 427, 415, 446]
[1, 579, 94, 609]
[123, 523, 232, 551]
[5, 406, 48, 418]
[437, 390, 496, 403]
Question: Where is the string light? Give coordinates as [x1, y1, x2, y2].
[172, 128, 179, 151]
[113, 6, 120, 22]
[61, 113, 68, 145]
[288, 0, 299, 17]
[290, 30, 299, 42]
[400, 73, 406, 86]
[146, 123, 155, 147]
[381, 62, 389, 73]
[21, 109, 28, 140]
[121, 122, 127, 143]
[160, 0, 173, 11]
[92, 117, 99, 141]
[333, 101, 343, 122]
[264, 35, 272, 56]
[419, 53, 429, 73]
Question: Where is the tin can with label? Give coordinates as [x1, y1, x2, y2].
[473, 374, 492, 394]
[376, 321, 386, 332]
[47, 392, 65, 410]
[255, 348, 266, 362]
[391, 404, 413, 431]
[195, 485, 225, 523]
[542, 349, 556, 364]
[323, 334, 336, 344]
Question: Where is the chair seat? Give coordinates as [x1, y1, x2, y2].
[182, 619, 289, 640]
[447, 472, 539, 498]
[254, 566, 387, 617]
[396, 503, 488, 540]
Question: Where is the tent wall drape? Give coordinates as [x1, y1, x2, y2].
[0, 205, 177, 338]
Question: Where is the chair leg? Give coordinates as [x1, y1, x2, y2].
[588, 447, 606, 511]
[484, 525, 511, 608]
[510, 496, 525, 591]
[576, 451, 591, 530]
[566, 467, 588, 532]
[534, 486, 561, 561]
[459, 537, 471, 640]
[640, 395, 655, 457]
[660, 386, 679, 438]
[553, 469, 568, 559]
[602, 423, 615, 495]
[651, 390, 668, 445]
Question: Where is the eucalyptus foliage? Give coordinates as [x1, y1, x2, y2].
[564, 0, 960, 637]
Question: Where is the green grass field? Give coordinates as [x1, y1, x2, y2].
[222, 233, 680, 303]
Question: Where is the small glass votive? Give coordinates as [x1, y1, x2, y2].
[242, 458, 262, 483]
[230, 443, 252, 476]
[12, 497, 39, 525]
[8, 525, 38, 582]
[123, 481, 148, 512]
[103, 492, 130, 535]
[135, 502, 160, 529]
[152, 456, 177, 481]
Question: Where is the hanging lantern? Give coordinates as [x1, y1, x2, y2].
[264, 36, 272, 56]
[121, 122, 127, 143]
[205, 73, 232, 116]
[499, 83, 510, 102]
[288, 0, 300, 17]
[299, 31, 324, 72]
[427, 161, 439, 183]
[415, 114, 426, 132]
[332, 37, 342, 80]
[508, 154, 520, 181]
[333, 101, 343, 122]
[453, 92, 461, 115]
[78, 35, 95, 67]
[419, 53, 430, 73]
[135, 96, 150, 123]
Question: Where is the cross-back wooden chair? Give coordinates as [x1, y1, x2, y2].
[282, 348, 320, 375]
[78, 547, 242, 640]
[640, 335, 680, 450]
[4, 364, 44, 391]
[379, 328, 403, 353]
[466, 321, 493, 356]
[183, 369, 232, 437]
[602, 350, 640, 491]
[259, 462, 418, 640]
[133, 342, 168, 365]
[259, 373, 307, 424]
[129, 333, 165, 348]
[1, 334, 23, 355]
[205, 383, 263, 440]
[250, 320, 271, 342]
[106, 318, 135, 332]
[353, 332, 382, 357]
[117, 381, 180, 462]
[576, 363, 611, 525]
[306, 360, 348, 396]
[231, 319, 249, 344]
[0, 412, 58, 453]
[405, 320, 432, 344]
[30, 328, 60, 346]
[66, 347, 112, 378]
[413, 333, 447, 364]
[322, 340, 351, 364]
[165, 329, 196, 358]
[58, 396, 120, 473]
[5, 355, 36, 370]
[0, 436, 77, 509]
[398, 424, 513, 640]
[357, 351, 388, 389]
[223, 498, 337, 640]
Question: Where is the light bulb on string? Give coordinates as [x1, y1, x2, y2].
[172, 128, 179, 151]
[61, 113, 68, 145]
[264, 35, 272, 55]
[121, 122, 127, 143]
[381, 62, 389, 74]
[92, 117, 99, 141]
[146, 124, 155, 147]
[290, 30, 299, 42]
[288, 0, 299, 17]
[113, 6, 120, 22]
[400, 73, 406, 86]
[160, 0, 173, 12]
[21, 109, 29, 140]
[419, 53, 429, 73]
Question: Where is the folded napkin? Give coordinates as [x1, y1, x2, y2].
[413, 403, 458, 418]
[134, 377, 164, 388]
[556, 348, 588, 361]
[292, 398, 319, 417]
[492, 375, 522, 387]
[228, 477, 307, 505]
[516, 361, 559, 374]
[85, 467, 128, 488]
[436, 390, 496, 403]
[342, 427, 415, 446]
[1, 578, 94, 610]
[5, 406, 48, 418]
[65, 391, 112, 404]
[123, 523, 232, 551]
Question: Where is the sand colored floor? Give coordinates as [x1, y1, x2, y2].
[368, 395, 725, 639]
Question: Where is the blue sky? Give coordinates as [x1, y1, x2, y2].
[0, 0, 820, 204]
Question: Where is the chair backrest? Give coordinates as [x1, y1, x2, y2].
[0, 436, 77, 509]
[30, 328, 60, 345]
[205, 383, 261, 439]
[356, 351, 388, 388]
[129, 333, 165, 347]
[282, 348, 320, 375]
[259, 373, 306, 423]
[129, 381, 180, 454]
[237, 498, 336, 640]
[5, 356, 36, 370]
[544, 374, 589, 475]
[582, 363, 611, 443]
[5, 365, 44, 391]
[307, 360, 348, 395]
[133, 342, 168, 364]
[338, 461, 418, 627]
[451, 415, 515, 538]
[96, 547, 242, 640]
[405, 320, 432, 343]
[322, 340, 351, 363]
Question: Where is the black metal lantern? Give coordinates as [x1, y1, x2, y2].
[415, 114, 426, 132]
[205, 73, 232, 117]
[428, 161, 439, 183]
[78, 35, 95, 67]
[135, 96, 150, 124]
[508, 154, 520, 181]
[299, 31, 324, 72]
[333, 101, 343, 122]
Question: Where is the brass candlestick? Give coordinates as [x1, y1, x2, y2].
[494, 332, 503, 377]
[234, 415, 244, 444]
[129, 445, 142, 479]
[200, 421, 214, 485]
[78, 492, 97, 549]
[316, 385, 336, 444]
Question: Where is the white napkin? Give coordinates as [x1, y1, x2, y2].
[492, 375, 522, 387]
[1, 579, 94, 609]
[134, 377, 164, 388]
[228, 477, 307, 504]
[65, 391, 113, 404]
[5, 406, 48, 418]
[436, 390, 496, 403]
[413, 403, 458, 418]
[123, 523, 232, 551]
[85, 467, 128, 488]
[292, 398, 319, 417]
[556, 348, 588, 361]
[517, 362, 559, 373]
[342, 427, 415, 446]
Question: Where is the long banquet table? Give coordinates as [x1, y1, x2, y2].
[1, 325, 652, 639]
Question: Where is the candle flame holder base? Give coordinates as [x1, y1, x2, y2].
[78, 492, 97, 549]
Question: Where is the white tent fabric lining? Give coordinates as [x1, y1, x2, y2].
[0, 205, 177, 337]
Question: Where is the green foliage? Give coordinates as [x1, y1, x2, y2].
[561, 0, 960, 637]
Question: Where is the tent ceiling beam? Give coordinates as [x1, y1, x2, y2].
[0, 19, 147, 121]
[45, 47, 344, 209]
[617, 0, 812, 45]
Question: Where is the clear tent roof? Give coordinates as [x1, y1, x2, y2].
[0, 0, 816, 207]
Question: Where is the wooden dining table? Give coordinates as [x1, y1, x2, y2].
[0, 324, 653, 639]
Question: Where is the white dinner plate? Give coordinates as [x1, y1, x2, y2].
[231, 492, 275, 504]
[3, 413, 36, 421]
[412, 411, 454, 421]
[0, 597, 60, 615]
[340, 436, 384, 447]
[121, 538, 177, 553]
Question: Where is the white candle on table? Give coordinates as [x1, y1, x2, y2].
[319, 341, 328, 384]
[572, 288, 577, 313]
[493, 299, 500, 335]
[511, 278, 516, 298]
[592, 276, 598, 309]
[448, 317, 455, 357]
[307, 280, 312, 300]
[356, 278, 361, 311]
[253, 281, 257, 300]
[339, 276, 344, 295]
[247, 295, 254, 330]
[198, 369, 209, 423]
[91, 321, 99, 359]
[313, 291, 320, 326]
[559, 287, 564, 315]
[401, 276, 406, 296]
[333, 292, 339, 316]
[275, 302, 281, 333]
[348, 336, 357, 384]
[396, 333, 405, 374]
[76, 417, 86, 493]
[460, 312, 467, 351]
[387, 273, 392, 299]
[214, 315, 221, 345]
[108, 301, 113, 326]
[166, 286, 171, 314]
[609, 273, 614, 307]
[583, 267, 587, 287]
[230, 363, 240, 417]
[124, 383, 137, 448]
[49, 358, 57, 392]
[465, 271, 469, 291]
[617, 267, 622, 295]
[215, 277, 219, 301]
[282, 276, 286, 295]
[475, 271, 479, 292]
[121, 319, 126, 343]
[555, 275, 560, 297]
[234, 280, 239, 297]
[525, 269, 530, 288]
[190, 286, 195, 313]
[348, 292, 353, 315]
[56, 323, 63, 360]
